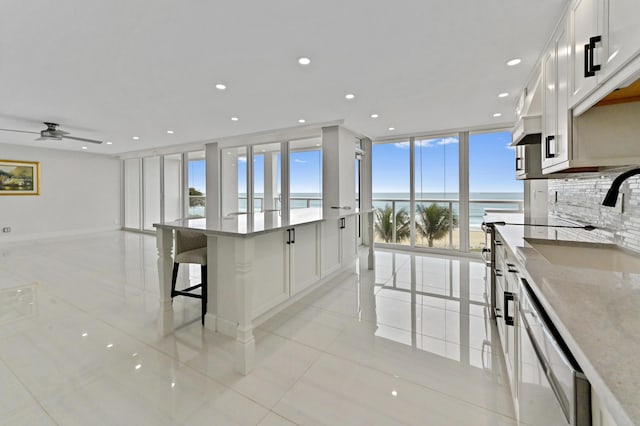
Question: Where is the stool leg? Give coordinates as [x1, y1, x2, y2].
[171, 263, 179, 299]
[201, 265, 207, 326]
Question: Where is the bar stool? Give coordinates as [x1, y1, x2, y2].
[171, 230, 207, 325]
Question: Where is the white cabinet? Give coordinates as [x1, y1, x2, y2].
[570, 0, 640, 107]
[320, 215, 359, 277]
[542, 17, 572, 171]
[287, 223, 320, 296]
[602, 0, 640, 81]
[515, 143, 544, 180]
[340, 215, 358, 266]
[493, 232, 519, 409]
[570, 0, 605, 106]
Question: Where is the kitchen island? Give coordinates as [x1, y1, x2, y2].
[154, 208, 374, 374]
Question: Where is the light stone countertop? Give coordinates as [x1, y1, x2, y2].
[154, 207, 371, 237]
[484, 212, 640, 426]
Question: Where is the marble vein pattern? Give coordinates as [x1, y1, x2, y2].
[0, 231, 515, 425]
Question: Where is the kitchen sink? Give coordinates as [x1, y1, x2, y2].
[525, 238, 640, 274]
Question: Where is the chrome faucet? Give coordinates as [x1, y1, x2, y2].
[602, 168, 640, 207]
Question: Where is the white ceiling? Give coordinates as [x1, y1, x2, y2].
[0, 0, 567, 155]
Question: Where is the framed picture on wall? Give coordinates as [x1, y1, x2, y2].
[0, 159, 40, 195]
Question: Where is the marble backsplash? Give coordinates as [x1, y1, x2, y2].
[548, 168, 640, 253]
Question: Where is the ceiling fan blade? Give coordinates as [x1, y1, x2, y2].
[0, 128, 40, 135]
[63, 135, 103, 144]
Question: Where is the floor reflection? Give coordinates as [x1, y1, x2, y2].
[0, 284, 38, 325]
[371, 250, 495, 370]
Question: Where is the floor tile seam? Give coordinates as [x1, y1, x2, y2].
[332, 314, 506, 359]
[300, 349, 517, 423]
[366, 291, 497, 321]
[0, 356, 60, 425]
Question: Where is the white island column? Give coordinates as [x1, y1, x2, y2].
[156, 227, 174, 336]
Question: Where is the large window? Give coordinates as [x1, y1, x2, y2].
[372, 141, 410, 246]
[415, 135, 459, 249]
[253, 142, 281, 212]
[372, 130, 521, 253]
[188, 151, 206, 218]
[143, 156, 161, 230]
[468, 131, 523, 251]
[289, 138, 322, 210]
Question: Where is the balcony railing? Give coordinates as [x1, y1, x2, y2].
[372, 197, 523, 249]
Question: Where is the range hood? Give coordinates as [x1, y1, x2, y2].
[511, 115, 541, 146]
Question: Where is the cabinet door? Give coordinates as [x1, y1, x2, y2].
[515, 145, 525, 178]
[341, 216, 358, 266]
[320, 220, 341, 277]
[570, 0, 603, 106]
[290, 224, 320, 295]
[541, 46, 557, 170]
[252, 231, 289, 317]
[601, 0, 640, 80]
[556, 22, 571, 167]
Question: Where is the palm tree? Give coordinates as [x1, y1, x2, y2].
[375, 205, 410, 243]
[416, 203, 457, 247]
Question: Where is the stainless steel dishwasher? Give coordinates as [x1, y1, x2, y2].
[518, 278, 591, 425]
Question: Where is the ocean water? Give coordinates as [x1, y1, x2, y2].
[191, 192, 523, 228]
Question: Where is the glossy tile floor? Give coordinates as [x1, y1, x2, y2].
[0, 232, 516, 425]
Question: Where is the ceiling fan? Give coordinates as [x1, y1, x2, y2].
[0, 122, 103, 144]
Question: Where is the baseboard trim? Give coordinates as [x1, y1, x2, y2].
[0, 226, 123, 245]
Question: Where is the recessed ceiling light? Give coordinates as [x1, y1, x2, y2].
[106, 141, 113, 145]
[345, 93, 355, 100]
[167, 130, 174, 134]
[388, 127, 395, 131]
[132, 136, 139, 140]
[507, 58, 521, 66]
[493, 113, 503, 117]
[370, 113, 379, 118]
[231, 117, 239, 121]
[298, 119, 306, 124]
[82, 146, 88, 150]
[498, 92, 509, 98]
[215, 83, 226, 90]
[298, 57, 311, 65]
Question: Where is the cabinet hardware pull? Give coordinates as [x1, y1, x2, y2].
[545, 135, 556, 158]
[584, 43, 594, 77]
[515, 157, 523, 171]
[291, 228, 295, 244]
[286, 229, 291, 244]
[588, 35, 602, 74]
[340, 218, 346, 229]
[504, 292, 515, 326]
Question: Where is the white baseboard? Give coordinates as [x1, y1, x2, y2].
[0, 226, 122, 245]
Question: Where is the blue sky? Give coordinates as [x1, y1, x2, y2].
[188, 131, 522, 195]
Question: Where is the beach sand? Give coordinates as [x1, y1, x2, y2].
[374, 229, 486, 251]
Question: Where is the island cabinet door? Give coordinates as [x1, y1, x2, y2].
[252, 230, 289, 318]
[320, 219, 342, 277]
[289, 223, 321, 296]
[340, 215, 358, 266]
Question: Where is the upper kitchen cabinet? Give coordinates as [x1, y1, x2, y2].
[570, 0, 640, 108]
[542, 17, 572, 171]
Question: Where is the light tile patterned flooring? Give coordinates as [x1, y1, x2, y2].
[0, 231, 516, 425]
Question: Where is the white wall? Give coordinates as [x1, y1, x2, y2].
[0, 143, 121, 242]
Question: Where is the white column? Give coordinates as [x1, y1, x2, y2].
[205, 142, 221, 227]
[156, 227, 174, 336]
[360, 137, 375, 270]
[263, 152, 278, 211]
[221, 148, 239, 216]
[234, 236, 256, 375]
[458, 132, 470, 252]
